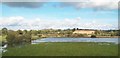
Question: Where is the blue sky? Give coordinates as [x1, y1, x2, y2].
[0, 2, 118, 30]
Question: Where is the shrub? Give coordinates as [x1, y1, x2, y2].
[6, 30, 32, 47]
[71, 34, 88, 37]
[91, 35, 96, 38]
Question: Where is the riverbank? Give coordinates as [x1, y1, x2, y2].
[96, 36, 119, 38]
[3, 42, 118, 56]
[44, 36, 120, 38]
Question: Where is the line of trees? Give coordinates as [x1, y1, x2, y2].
[95, 30, 120, 36]
[1, 28, 120, 47]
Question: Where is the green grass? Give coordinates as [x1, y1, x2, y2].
[3, 42, 118, 56]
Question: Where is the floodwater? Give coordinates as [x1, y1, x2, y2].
[32, 38, 119, 44]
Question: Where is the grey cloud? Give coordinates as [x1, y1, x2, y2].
[1, 0, 50, 2]
[2, 0, 119, 10]
[3, 2, 46, 8]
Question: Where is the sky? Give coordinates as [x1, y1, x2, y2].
[0, 0, 119, 30]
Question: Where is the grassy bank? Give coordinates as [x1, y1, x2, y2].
[3, 42, 118, 56]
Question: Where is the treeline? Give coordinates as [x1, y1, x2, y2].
[95, 30, 120, 36]
[1, 28, 120, 47]
[33, 29, 118, 37]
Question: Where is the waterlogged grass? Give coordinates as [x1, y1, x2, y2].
[3, 42, 118, 56]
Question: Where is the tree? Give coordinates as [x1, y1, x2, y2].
[30, 30, 38, 35]
[110, 31, 115, 36]
[23, 30, 28, 34]
[15, 34, 25, 46]
[38, 30, 41, 34]
[77, 28, 79, 30]
[16, 30, 32, 44]
[95, 30, 101, 35]
[2, 28, 8, 35]
[17, 30, 23, 35]
[6, 30, 17, 47]
[72, 28, 76, 31]
[24, 33, 31, 44]
[117, 30, 120, 36]
[6, 30, 32, 47]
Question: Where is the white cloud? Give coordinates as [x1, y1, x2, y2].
[0, 16, 117, 30]
[0, 16, 24, 26]
[80, 21, 117, 30]
[57, 0, 119, 10]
